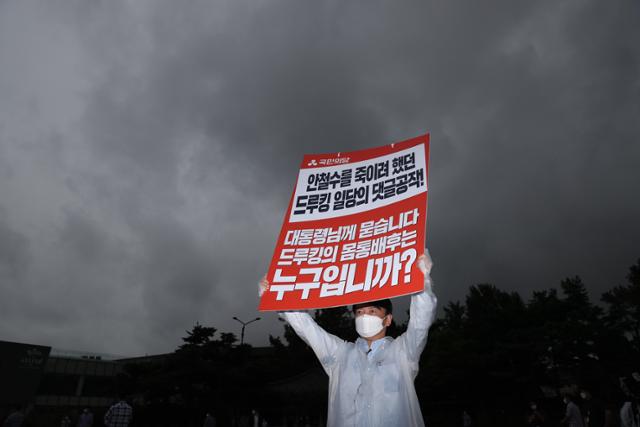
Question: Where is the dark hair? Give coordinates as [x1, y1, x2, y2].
[352, 299, 393, 315]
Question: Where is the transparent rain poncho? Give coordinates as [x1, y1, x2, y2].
[281, 276, 437, 427]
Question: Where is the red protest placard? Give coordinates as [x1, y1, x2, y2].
[259, 134, 429, 311]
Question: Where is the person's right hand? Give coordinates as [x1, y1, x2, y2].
[258, 274, 269, 297]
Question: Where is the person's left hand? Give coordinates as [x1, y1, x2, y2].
[417, 249, 433, 276]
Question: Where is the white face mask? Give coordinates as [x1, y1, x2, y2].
[355, 314, 385, 338]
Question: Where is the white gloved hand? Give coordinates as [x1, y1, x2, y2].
[258, 274, 269, 297]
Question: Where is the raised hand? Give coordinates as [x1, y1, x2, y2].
[258, 274, 269, 297]
[417, 249, 433, 276]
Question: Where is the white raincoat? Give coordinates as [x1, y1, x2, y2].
[281, 276, 437, 427]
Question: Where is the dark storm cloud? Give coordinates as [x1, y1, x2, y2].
[0, 215, 30, 281]
[0, 0, 638, 354]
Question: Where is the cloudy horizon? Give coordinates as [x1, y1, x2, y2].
[1, 0, 639, 356]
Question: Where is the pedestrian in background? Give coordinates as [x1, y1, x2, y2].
[104, 396, 133, 427]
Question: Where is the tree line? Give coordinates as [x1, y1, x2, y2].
[118, 258, 640, 426]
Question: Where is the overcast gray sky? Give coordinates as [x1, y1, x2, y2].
[1, 0, 639, 356]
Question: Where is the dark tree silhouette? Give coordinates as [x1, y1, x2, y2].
[602, 258, 640, 353]
[118, 258, 640, 427]
[219, 332, 238, 347]
[442, 300, 466, 331]
[179, 323, 217, 349]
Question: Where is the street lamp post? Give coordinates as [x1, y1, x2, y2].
[232, 316, 261, 346]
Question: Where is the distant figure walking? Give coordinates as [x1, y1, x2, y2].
[104, 398, 133, 427]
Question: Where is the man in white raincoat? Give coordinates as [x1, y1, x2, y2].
[259, 251, 437, 427]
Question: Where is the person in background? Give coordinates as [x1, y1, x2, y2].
[561, 394, 585, 427]
[104, 396, 133, 427]
[462, 409, 472, 427]
[580, 389, 604, 427]
[620, 375, 640, 427]
[526, 401, 545, 427]
[620, 398, 639, 427]
[60, 415, 71, 427]
[203, 412, 216, 427]
[77, 408, 93, 427]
